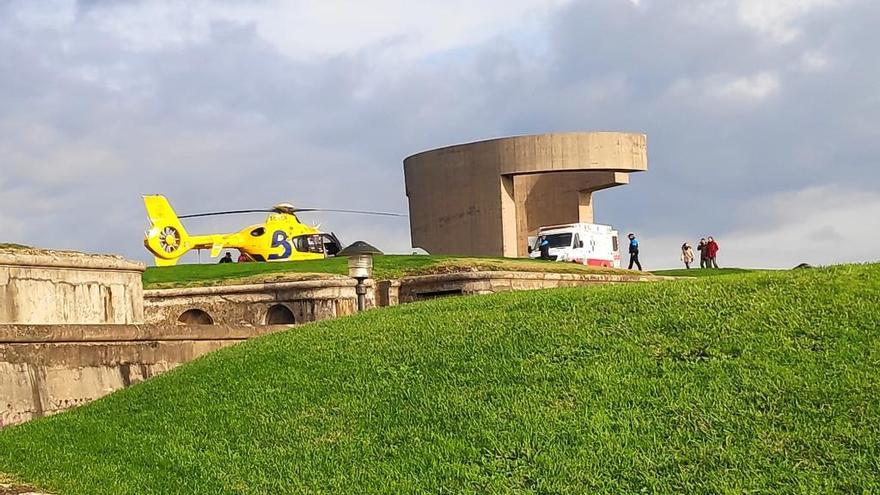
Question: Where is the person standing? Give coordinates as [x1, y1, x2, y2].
[706, 236, 720, 268]
[680, 242, 695, 269]
[627, 233, 642, 271]
[697, 238, 708, 269]
[219, 252, 233, 264]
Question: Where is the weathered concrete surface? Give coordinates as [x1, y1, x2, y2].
[396, 270, 670, 303]
[376, 280, 401, 307]
[404, 132, 647, 257]
[143, 277, 374, 326]
[0, 324, 287, 428]
[0, 249, 145, 324]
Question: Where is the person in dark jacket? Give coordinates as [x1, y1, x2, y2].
[538, 236, 551, 260]
[219, 252, 233, 264]
[627, 233, 642, 271]
[706, 236, 720, 268]
[697, 238, 708, 268]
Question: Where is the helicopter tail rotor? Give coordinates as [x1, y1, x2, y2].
[143, 195, 193, 265]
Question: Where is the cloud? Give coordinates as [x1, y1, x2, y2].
[67, 0, 570, 60]
[710, 72, 780, 102]
[735, 0, 843, 43]
[0, 0, 877, 269]
[637, 186, 880, 269]
[722, 186, 880, 268]
[0, 121, 126, 185]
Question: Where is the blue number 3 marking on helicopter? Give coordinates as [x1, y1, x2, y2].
[268, 230, 292, 260]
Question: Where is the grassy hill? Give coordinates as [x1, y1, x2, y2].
[649, 267, 766, 278]
[142, 255, 633, 289]
[2, 264, 879, 494]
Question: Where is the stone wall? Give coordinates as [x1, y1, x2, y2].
[0, 324, 287, 428]
[143, 277, 374, 326]
[396, 271, 670, 303]
[0, 249, 145, 324]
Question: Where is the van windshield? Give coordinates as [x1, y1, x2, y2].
[542, 233, 573, 249]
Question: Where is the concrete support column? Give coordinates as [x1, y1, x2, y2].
[578, 190, 594, 223]
[500, 176, 519, 258]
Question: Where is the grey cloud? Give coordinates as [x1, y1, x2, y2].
[0, 0, 877, 267]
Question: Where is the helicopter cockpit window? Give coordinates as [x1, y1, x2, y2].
[250, 227, 265, 237]
[292, 234, 325, 254]
[321, 234, 341, 256]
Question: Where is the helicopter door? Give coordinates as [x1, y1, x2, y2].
[321, 233, 342, 256]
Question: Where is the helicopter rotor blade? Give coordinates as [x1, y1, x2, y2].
[178, 209, 273, 219]
[293, 208, 407, 217]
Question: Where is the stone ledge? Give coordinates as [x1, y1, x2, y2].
[0, 324, 290, 343]
[0, 251, 145, 272]
[398, 270, 671, 285]
[144, 277, 371, 298]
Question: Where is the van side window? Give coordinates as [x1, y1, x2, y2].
[572, 234, 580, 248]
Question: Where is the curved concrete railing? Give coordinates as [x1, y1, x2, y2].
[404, 132, 647, 176]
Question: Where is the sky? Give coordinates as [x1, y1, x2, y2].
[0, 0, 877, 269]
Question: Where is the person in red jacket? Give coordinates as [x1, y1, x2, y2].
[706, 236, 720, 268]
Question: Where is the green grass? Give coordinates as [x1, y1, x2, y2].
[650, 267, 759, 278]
[2, 264, 879, 494]
[143, 255, 633, 289]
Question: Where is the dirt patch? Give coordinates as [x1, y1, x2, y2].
[0, 474, 51, 495]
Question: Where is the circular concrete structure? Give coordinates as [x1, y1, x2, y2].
[404, 132, 648, 257]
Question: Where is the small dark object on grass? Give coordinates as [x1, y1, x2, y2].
[793, 263, 813, 270]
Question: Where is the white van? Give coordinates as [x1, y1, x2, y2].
[528, 223, 621, 268]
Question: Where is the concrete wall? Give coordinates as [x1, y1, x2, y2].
[0, 249, 145, 324]
[404, 132, 647, 258]
[513, 171, 629, 256]
[143, 278, 373, 326]
[0, 324, 287, 428]
[404, 142, 507, 256]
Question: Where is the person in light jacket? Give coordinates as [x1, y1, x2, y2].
[680, 242, 695, 269]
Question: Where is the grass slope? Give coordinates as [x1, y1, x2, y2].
[650, 267, 758, 278]
[143, 255, 632, 289]
[2, 265, 879, 494]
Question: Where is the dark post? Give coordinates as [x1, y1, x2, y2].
[354, 277, 367, 311]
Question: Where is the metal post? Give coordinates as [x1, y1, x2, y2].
[355, 277, 367, 312]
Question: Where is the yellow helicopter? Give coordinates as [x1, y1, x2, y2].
[143, 195, 403, 266]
